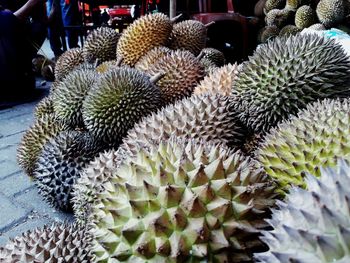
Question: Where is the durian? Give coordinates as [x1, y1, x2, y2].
[17, 115, 68, 177]
[116, 13, 174, 66]
[265, 9, 295, 28]
[258, 26, 280, 43]
[264, 0, 286, 14]
[199, 47, 225, 67]
[82, 67, 163, 147]
[95, 60, 121, 74]
[134, 46, 171, 72]
[278, 24, 301, 36]
[295, 5, 317, 29]
[257, 98, 350, 192]
[51, 68, 97, 128]
[255, 159, 350, 263]
[194, 64, 238, 96]
[34, 96, 54, 119]
[34, 130, 100, 211]
[285, 0, 310, 10]
[0, 223, 91, 262]
[199, 57, 218, 75]
[169, 20, 208, 55]
[143, 50, 204, 104]
[307, 22, 326, 30]
[316, 0, 346, 27]
[82, 27, 120, 63]
[231, 34, 350, 133]
[54, 48, 84, 81]
[90, 139, 277, 262]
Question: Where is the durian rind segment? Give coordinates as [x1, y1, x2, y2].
[90, 139, 277, 262]
[54, 48, 84, 81]
[231, 34, 350, 133]
[117, 13, 173, 66]
[257, 98, 350, 192]
[255, 159, 350, 263]
[0, 223, 91, 262]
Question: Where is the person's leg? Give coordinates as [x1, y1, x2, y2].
[61, 0, 80, 49]
[47, 0, 64, 56]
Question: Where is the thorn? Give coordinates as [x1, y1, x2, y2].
[150, 72, 165, 84]
[170, 13, 182, 23]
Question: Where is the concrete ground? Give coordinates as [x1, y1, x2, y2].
[0, 81, 73, 246]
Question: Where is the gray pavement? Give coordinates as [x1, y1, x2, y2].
[0, 85, 73, 246]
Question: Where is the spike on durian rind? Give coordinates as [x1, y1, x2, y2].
[200, 48, 226, 67]
[82, 67, 163, 147]
[95, 60, 121, 74]
[34, 96, 54, 119]
[231, 34, 350, 133]
[258, 26, 280, 43]
[169, 20, 207, 56]
[194, 64, 238, 96]
[278, 25, 301, 36]
[316, 0, 346, 28]
[135, 46, 171, 72]
[51, 68, 97, 128]
[34, 130, 101, 211]
[54, 48, 84, 81]
[295, 5, 317, 29]
[90, 139, 277, 262]
[264, 0, 286, 14]
[0, 222, 92, 262]
[82, 27, 120, 63]
[265, 9, 295, 28]
[255, 159, 350, 262]
[285, 0, 310, 10]
[144, 50, 204, 104]
[17, 116, 68, 177]
[257, 98, 350, 193]
[117, 13, 173, 66]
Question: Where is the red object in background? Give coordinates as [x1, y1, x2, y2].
[148, 0, 160, 3]
[108, 7, 131, 18]
[65, 0, 70, 4]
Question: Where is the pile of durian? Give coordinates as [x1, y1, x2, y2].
[258, 0, 350, 43]
[3, 11, 350, 262]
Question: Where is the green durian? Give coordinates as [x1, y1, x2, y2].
[199, 47, 226, 67]
[265, 9, 295, 28]
[316, 0, 346, 27]
[285, 0, 310, 10]
[54, 48, 84, 81]
[34, 96, 54, 119]
[278, 25, 301, 36]
[295, 5, 317, 28]
[258, 25, 280, 43]
[264, 0, 286, 14]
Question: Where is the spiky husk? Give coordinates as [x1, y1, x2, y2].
[307, 22, 327, 30]
[194, 64, 238, 96]
[34, 130, 100, 211]
[278, 24, 301, 36]
[257, 98, 350, 193]
[295, 5, 317, 29]
[0, 223, 91, 262]
[231, 34, 350, 133]
[90, 139, 277, 262]
[51, 68, 97, 128]
[82, 67, 163, 147]
[258, 26, 280, 43]
[34, 96, 54, 119]
[95, 60, 120, 74]
[116, 13, 173, 66]
[199, 48, 226, 67]
[265, 9, 295, 28]
[144, 50, 204, 104]
[316, 0, 345, 28]
[169, 20, 207, 56]
[82, 27, 119, 63]
[199, 57, 218, 75]
[255, 159, 350, 262]
[134, 46, 171, 72]
[285, 0, 310, 10]
[54, 48, 84, 81]
[17, 115, 68, 177]
[264, 0, 286, 14]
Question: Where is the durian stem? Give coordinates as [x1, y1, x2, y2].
[196, 51, 205, 61]
[116, 57, 123, 66]
[150, 72, 165, 84]
[205, 21, 215, 27]
[170, 13, 182, 23]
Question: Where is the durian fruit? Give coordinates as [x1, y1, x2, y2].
[199, 57, 218, 75]
[34, 130, 100, 211]
[54, 48, 84, 81]
[169, 20, 207, 56]
[231, 34, 350, 133]
[295, 5, 317, 29]
[34, 96, 54, 119]
[82, 27, 120, 63]
[51, 68, 97, 128]
[95, 60, 122, 74]
[316, 0, 346, 28]
[307, 22, 326, 30]
[257, 98, 350, 193]
[265, 9, 295, 28]
[255, 159, 350, 263]
[285, 0, 310, 10]
[134, 46, 171, 72]
[143, 50, 204, 104]
[199, 48, 225, 67]
[82, 67, 163, 147]
[17, 115, 67, 177]
[264, 0, 286, 14]
[194, 64, 238, 96]
[0, 223, 91, 262]
[90, 139, 277, 262]
[278, 24, 301, 36]
[242, 133, 264, 156]
[258, 25, 280, 43]
[116, 13, 174, 66]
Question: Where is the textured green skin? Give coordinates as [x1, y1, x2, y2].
[295, 5, 317, 29]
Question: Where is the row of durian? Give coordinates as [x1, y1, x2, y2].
[3, 10, 350, 262]
[258, 0, 350, 43]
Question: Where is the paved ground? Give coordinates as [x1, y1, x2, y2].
[0, 84, 73, 246]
